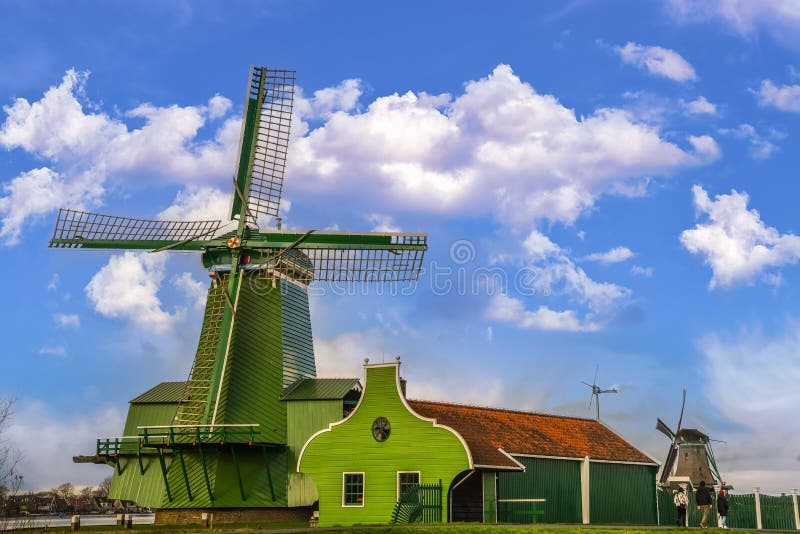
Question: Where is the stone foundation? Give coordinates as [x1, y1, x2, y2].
[154, 507, 314, 525]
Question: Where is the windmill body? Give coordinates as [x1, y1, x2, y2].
[55, 67, 427, 510]
[656, 390, 725, 489]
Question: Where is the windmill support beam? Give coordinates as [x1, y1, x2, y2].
[261, 446, 275, 501]
[198, 445, 214, 502]
[230, 445, 246, 502]
[137, 453, 145, 475]
[158, 449, 172, 502]
[177, 449, 193, 501]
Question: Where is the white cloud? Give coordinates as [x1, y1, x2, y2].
[54, 313, 80, 329]
[47, 273, 60, 291]
[699, 323, 800, 492]
[85, 252, 181, 332]
[523, 230, 561, 261]
[680, 185, 800, 288]
[630, 265, 654, 277]
[206, 94, 232, 120]
[485, 293, 600, 332]
[38, 346, 67, 357]
[6, 401, 124, 490]
[365, 213, 401, 232]
[485, 326, 493, 343]
[0, 167, 103, 245]
[718, 123, 778, 160]
[295, 79, 363, 120]
[313, 330, 387, 378]
[756, 79, 800, 112]
[582, 246, 635, 264]
[173, 272, 207, 310]
[487, 230, 632, 331]
[684, 96, 718, 115]
[0, 69, 241, 244]
[665, 0, 800, 38]
[290, 64, 717, 229]
[156, 185, 231, 223]
[615, 42, 698, 82]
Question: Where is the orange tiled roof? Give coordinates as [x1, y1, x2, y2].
[408, 399, 655, 470]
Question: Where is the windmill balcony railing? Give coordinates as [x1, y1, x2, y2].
[96, 436, 145, 456]
[137, 423, 260, 447]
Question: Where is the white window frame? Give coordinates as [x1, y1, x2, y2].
[396, 471, 421, 500]
[342, 472, 365, 507]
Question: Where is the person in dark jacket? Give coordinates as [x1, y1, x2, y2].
[695, 481, 714, 528]
[717, 489, 729, 529]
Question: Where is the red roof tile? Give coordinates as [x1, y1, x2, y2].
[408, 399, 655, 469]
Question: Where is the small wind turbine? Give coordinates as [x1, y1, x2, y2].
[581, 365, 618, 420]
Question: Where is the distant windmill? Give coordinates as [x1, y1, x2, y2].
[581, 365, 618, 420]
[656, 389, 725, 488]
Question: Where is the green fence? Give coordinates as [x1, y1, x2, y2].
[658, 490, 798, 530]
[761, 494, 796, 530]
[391, 481, 442, 524]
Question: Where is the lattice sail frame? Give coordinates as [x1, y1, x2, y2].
[50, 208, 222, 248]
[248, 233, 428, 284]
[234, 67, 295, 224]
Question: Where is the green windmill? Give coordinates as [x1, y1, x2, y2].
[52, 67, 427, 512]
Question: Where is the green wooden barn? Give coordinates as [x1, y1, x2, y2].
[298, 359, 659, 527]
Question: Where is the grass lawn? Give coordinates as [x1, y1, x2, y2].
[1, 523, 795, 534]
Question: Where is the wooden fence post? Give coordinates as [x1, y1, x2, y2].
[791, 488, 799, 530]
[754, 487, 762, 530]
[581, 456, 590, 525]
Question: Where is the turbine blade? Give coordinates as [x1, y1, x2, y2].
[593, 364, 599, 387]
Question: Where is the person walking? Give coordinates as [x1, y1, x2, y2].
[695, 481, 714, 528]
[717, 489, 729, 529]
[674, 486, 688, 527]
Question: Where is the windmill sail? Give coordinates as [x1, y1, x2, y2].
[49, 208, 222, 249]
[231, 67, 295, 224]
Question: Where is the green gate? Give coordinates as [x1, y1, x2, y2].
[727, 493, 757, 529]
[391, 481, 443, 523]
[589, 462, 658, 525]
[498, 457, 582, 523]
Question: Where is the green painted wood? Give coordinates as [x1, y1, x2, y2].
[761, 494, 796, 530]
[498, 456, 582, 523]
[483, 471, 497, 524]
[589, 462, 658, 525]
[298, 364, 470, 527]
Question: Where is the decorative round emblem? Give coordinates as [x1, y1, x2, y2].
[371, 417, 391, 442]
[227, 236, 241, 249]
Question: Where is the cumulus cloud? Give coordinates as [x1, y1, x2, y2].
[485, 293, 599, 332]
[614, 42, 698, 82]
[582, 246, 635, 264]
[0, 69, 240, 244]
[85, 252, 181, 332]
[699, 323, 800, 492]
[156, 185, 231, 223]
[680, 185, 800, 288]
[290, 64, 716, 229]
[295, 79, 363, 120]
[718, 123, 778, 160]
[487, 230, 632, 332]
[54, 313, 80, 329]
[683, 96, 718, 115]
[756, 80, 800, 112]
[313, 329, 387, 378]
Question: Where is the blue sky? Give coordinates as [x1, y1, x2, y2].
[2, 0, 800, 492]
